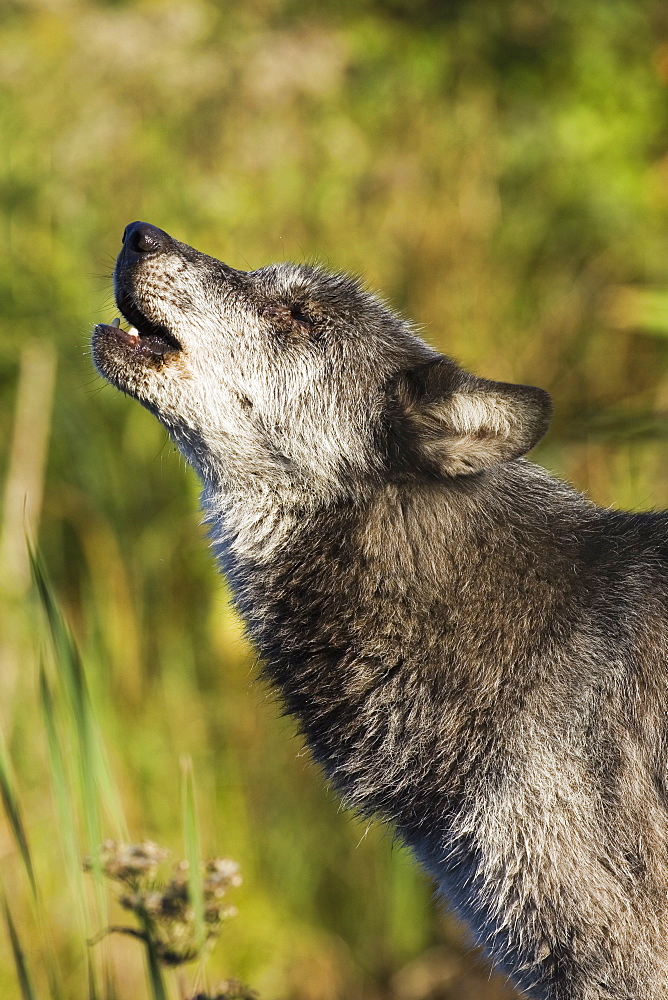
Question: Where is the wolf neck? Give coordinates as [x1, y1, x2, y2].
[201, 468, 372, 565]
[203, 481, 298, 565]
[203, 478, 480, 835]
[201, 467, 591, 836]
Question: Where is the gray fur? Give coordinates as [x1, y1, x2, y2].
[92, 222, 668, 1000]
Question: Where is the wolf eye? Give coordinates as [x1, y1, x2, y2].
[290, 303, 310, 325]
[263, 303, 312, 336]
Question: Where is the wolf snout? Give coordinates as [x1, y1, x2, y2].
[122, 221, 171, 256]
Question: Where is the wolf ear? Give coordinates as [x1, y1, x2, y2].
[398, 360, 552, 476]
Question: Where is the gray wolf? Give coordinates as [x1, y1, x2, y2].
[92, 221, 668, 999]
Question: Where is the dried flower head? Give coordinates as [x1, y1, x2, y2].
[84, 839, 170, 884]
[86, 841, 242, 967]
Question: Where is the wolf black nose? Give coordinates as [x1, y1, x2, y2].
[122, 221, 170, 255]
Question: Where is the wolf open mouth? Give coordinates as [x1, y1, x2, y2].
[96, 292, 182, 359]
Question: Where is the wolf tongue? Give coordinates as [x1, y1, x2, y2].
[113, 324, 139, 346]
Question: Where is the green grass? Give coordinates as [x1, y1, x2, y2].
[2, 550, 260, 1000]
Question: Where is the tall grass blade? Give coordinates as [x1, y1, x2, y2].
[0, 669, 65, 1000]
[39, 664, 85, 917]
[2, 893, 38, 1000]
[30, 545, 127, 838]
[31, 547, 122, 995]
[30, 547, 104, 916]
[182, 755, 205, 950]
[0, 725, 35, 896]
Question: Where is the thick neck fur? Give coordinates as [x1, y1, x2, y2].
[204, 459, 602, 792]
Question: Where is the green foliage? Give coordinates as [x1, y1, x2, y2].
[0, 1, 667, 998]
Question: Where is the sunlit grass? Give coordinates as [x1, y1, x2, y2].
[0, 549, 260, 1000]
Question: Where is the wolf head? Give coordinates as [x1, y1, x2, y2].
[92, 222, 552, 500]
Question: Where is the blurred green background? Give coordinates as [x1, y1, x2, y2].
[1, 0, 667, 997]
